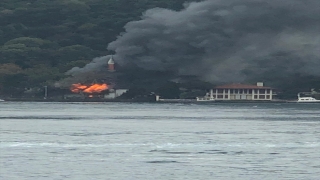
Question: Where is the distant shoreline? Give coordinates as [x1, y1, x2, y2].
[1, 97, 296, 103]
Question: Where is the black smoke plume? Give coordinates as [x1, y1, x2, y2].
[66, 0, 320, 87]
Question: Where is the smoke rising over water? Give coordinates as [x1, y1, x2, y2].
[68, 0, 320, 84]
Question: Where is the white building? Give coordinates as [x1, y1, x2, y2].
[104, 89, 128, 99]
[212, 82, 275, 101]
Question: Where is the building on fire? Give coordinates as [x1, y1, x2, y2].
[64, 56, 129, 100]
[211, 82, 276, 101]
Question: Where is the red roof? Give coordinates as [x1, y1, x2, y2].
[215, 83, 273, 89]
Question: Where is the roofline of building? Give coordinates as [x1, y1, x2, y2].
[214, 83, 274, 89]
[214, 87, 274, 89]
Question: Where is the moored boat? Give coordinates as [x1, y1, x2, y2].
[297, 97, 320, 103]
[196, 96, 215, 102]
[196, 90, 215, 102]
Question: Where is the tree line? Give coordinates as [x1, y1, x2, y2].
[0, 0, 200, 96]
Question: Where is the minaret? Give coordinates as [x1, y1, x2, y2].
[108, 56, 115, 71]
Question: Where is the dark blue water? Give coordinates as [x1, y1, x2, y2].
[0, 102, 319, 180]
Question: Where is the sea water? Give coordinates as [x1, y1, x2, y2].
[0, 102, 319, 180]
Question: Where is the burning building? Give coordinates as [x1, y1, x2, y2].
[70, 83, 108, 94]
[64, 83, 109, 99]
[63, 56, 129, 100]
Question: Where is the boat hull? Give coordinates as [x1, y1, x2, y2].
[297, 97, 320, 103]
[297, 101, 320, 103]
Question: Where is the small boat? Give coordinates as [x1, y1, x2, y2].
[196, 96, 215, 102]
[196, 90, 215, 102]
[297, 97, 320, 103]
[0, 99, 5, 102]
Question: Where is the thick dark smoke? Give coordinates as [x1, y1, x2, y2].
[56, 56, 113, 88]
[67, 0, 320, 85]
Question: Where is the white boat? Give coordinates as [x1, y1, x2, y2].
[196, 90, 215, 102]
[0, 99, 5, 102]
[196, 96, 215, 102]
[297, 97, 320, 103]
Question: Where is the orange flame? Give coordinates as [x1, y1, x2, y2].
[70, 83, 108, 93]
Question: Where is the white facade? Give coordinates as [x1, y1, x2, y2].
[212, 83, 275, 101]
[212, 88, 274, 101]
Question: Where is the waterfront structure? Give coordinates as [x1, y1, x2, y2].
[104, 89, 128, 99]
[108, 56, 115, 71]
[212, 82, 275, 101]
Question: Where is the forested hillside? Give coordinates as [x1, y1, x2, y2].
[0, 0, 319, 99]
[0, 0, 198, 95]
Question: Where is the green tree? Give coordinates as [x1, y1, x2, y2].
[57, 45, 95, 63]
[0, 37, 57, 68]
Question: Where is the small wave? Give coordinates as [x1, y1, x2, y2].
[204, 151, 227, 155]
[194, 131, 215, 134]
[164, 151, 192, 154]
[197, 150, 245, 155]
[269, 152, 280, 155]
[146, 160, 180, 164]
[68, 132, 132, 136]
[0, 116, 83, 120]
